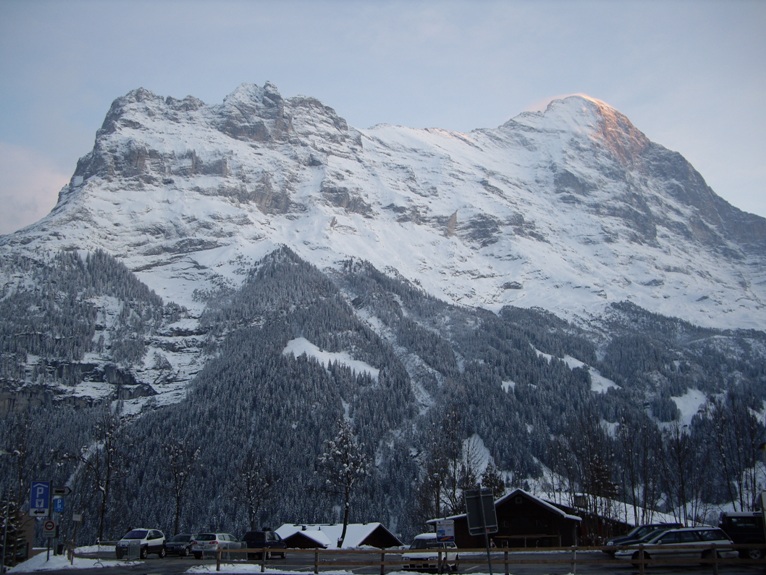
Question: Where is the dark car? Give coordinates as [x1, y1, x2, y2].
[719, 511, 765, 559]
[603, 522, 683, 555]
[165, 533, 195, 557]
[242, 530, 287, 559]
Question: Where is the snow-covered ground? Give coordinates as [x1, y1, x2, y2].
[7, 546, 576, 574]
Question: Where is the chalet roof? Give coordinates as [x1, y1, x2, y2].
[276, 522, 402, 549]
[496, 489, 582, 522]
[427, 488, 582, 524]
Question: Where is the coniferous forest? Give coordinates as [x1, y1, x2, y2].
[1, 247, 765, 546]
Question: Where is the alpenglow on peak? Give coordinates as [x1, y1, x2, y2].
[2, 84, 764, 331]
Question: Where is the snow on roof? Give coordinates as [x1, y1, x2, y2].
[276, 522, 393, 549]
[427, 488, 582, 524]
[496, 489, 583, 522]
[539, 491, 682, 527]
[279, 527, 333, 548]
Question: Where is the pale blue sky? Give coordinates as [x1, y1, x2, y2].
[1, 0, 764, 234]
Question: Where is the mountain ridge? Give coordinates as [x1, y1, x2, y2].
[4, 83, 761, 331]
[1, 86, 765, 540]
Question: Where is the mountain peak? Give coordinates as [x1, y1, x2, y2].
[4, 84, 764, 332]
[506, 93, 650, 166]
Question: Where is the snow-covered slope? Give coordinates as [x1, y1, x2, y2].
[2, 84, 764, 330]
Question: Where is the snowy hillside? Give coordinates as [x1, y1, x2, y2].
[2, 84, 764, 331]
[1, 84, 765, 543]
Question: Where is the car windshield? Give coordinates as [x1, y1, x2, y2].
[196, 533, 217, 541]
[638, 527, 669, 541]
[626, 525, 653, 538]
[698, 529, 728, 541]
[171, 534, 192, 542]
[644, 530, 669, 544]
[123, 529, 148, 539]
[410, 538, 451, 550]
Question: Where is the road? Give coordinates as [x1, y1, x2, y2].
[32, 547, 766, 575]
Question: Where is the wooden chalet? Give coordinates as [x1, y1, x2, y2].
[276, 522, 403, 549]
[428, 488, 582, 548]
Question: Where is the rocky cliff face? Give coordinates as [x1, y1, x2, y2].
[1, 86, 765, 539]
[2, 84, 765, 329]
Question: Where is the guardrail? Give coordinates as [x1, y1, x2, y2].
[210, 543, 766, 573]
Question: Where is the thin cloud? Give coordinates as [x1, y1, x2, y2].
[0, 143, 68, 235]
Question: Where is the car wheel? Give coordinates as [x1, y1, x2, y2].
[745, 548, 764, 560]
[194, 552, 202, 559]
[159, 547, 166, 559]
[140, 546, 148, 559]
[182, 546, 190, 557]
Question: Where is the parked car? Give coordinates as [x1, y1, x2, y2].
[402, 532, 459, 572]
[165, 533, 195, 557]
[242, 529, 287, 559]
[614, 526, 738, 566]
[115, 528, 166, 559]
[602, 522, 683, 555]
[191, 532, 242, 559]
[719, 511, 765, 559]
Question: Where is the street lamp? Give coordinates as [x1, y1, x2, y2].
[0, 449, 20, 574]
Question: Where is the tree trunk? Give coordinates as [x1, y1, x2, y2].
[338, 489, 351, 548]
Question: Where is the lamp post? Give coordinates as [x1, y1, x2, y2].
[1, 488, 8, 574]
[0, 449, 20, 574]
[757, 442, 766, 551]
[1, 452, 11, 573]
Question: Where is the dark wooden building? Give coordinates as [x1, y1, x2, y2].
[276, 523, 402, 549]
[428, 488, 582, 548]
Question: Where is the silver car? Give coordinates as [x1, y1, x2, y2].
[191, 532, 242, 559]
[614, 526, 738, 566]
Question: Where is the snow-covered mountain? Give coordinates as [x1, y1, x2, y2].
[2, 85, 766, 541]
[4, 83, 764, 331]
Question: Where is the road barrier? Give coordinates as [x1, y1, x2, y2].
[211, 543, 766, 573]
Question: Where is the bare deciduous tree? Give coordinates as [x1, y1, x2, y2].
[164, 439, 200, 535]
[66, 408, 123, 540]
[234, 450, 279, 530]
[317, 419, 369, 548]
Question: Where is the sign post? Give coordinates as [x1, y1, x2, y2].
[42, 519, 56, 539]
[436, 520, 455, 543]
[70, 514, 83, 565]
[464, 488, 498, 575]
[29, 481, 50, 518]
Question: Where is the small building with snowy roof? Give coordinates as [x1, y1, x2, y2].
[427, 488, 582, 547]
[276, 522, 403, 549]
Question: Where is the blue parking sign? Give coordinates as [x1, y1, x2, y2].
[53, 496, 65, 513]
[30, 481, 50, 517]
